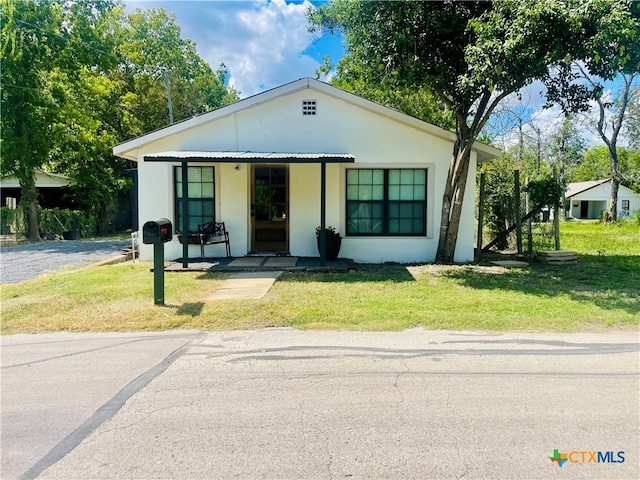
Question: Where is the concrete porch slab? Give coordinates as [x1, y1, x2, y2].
[164, 257, 353, 273]
[264, 257, 298, 267]
[228, 257, 264, 267]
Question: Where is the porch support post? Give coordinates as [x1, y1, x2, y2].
[182, 161, 189, 268]
[320, 161, 327, 266]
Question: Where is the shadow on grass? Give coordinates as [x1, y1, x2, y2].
[177, 302, 205, 317]
[443, 255, 640, 317]
[277, 263, 417, 284]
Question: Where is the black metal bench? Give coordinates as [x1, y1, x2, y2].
[197, 221, 230, 259]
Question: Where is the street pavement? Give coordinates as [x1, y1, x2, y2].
[1, 331, 204, 480]
[1, 328, 638, 479]
[0, 239, 131, 284]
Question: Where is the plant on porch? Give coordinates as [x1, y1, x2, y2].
[316, 226, 342, 261]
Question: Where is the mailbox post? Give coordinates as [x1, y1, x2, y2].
[142, 219, 172, 305]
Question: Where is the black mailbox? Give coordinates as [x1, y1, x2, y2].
[142, 219, 172, 244]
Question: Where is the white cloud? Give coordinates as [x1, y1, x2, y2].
[228, 0, 322, 95]
[124, 1, 329, 97]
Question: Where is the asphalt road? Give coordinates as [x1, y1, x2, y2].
[2, 329, 638, 480]
[0, 239, 131, 284]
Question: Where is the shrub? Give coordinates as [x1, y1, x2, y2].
[38, 209, 98, 237]
[0, 207, 16, 234]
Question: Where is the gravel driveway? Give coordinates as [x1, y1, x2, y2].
[0, 239, 132, 285]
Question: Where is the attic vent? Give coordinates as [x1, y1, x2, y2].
[302, 100, 317, 116]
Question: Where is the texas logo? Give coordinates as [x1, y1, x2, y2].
[550, 449, 625, 467]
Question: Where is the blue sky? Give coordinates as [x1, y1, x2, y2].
[124, 0, 344, 97]
[123, 1, 635, 148]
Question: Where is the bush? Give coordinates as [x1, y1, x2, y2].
[38, 209, 98, 237]
[0, 207, 16, 234]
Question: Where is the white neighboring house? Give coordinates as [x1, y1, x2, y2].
[1, 171, 71, 209]
[565, 179, 640, 220]
[113, 77, 501, 263]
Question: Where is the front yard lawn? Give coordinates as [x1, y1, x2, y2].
[1, 220, 638, 334]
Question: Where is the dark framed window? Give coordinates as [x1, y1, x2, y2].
[346, 168, 427, 236]
[174, 166, 215, 232]
[622, 200, 630, 211]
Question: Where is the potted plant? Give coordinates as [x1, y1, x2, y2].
[58, 212, 80, 240]
[315, 225, 342, 261]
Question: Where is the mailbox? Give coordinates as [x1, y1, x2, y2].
[142, 219, 172, 244]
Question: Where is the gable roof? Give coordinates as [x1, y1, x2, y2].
[565, 179, 611, 198]
[113, 77, 502, 162]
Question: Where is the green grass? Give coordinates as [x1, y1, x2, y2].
[1, 220, 638, 334]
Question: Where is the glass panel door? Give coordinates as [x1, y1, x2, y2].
[251, 166, 288, 252]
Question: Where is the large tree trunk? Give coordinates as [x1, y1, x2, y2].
[608, 145, 620, 222]
[436, 136, 473, 264]
[19, 173, 42, 242]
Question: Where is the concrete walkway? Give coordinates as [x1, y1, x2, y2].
[207, 271, 282, 300]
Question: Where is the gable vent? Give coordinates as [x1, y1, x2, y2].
[302, 100, 317, 116]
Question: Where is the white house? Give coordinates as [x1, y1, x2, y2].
[113, 78, 501, 264]
[565, 179, 640, 220]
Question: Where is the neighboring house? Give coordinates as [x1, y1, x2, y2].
[565, 179, 640, 220]
[0, 171, 74, 209]
[113, 77, 501, 263]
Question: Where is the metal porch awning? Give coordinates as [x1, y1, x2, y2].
[143, 151, 355, 267]
[143, 151, 355, 164]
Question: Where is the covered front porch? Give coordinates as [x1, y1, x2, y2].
[143, 151, 355, 268]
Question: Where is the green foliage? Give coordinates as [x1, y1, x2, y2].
[479, 155, 518, 249]
[1, 1, 238, 240]
[38, 208, 97, 237]
[524, 174, 565, 209]
[114, 7, 239, 135]
[317, 57, 455, 130]
[480, 153, 564, 250]
[531, 222, 556, 252]
[309, 0, 638, 263]
[570, 146, 640, 192]
[0, 207, 16, 229]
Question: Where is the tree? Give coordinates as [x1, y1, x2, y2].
[50, 7, 239, 232]
[628, 85, 640, 149]
[1, 0, 116, 240]
[310, 0, 639, 262]
[571, 145, 640, 193]
[2, 2, 239, 238]
[547, 116, 586, 186]
[577, 71, 638, 221]
[114, 7, 238, 135]
[315, 56, 456, 130]
[2, 0, 65, 241]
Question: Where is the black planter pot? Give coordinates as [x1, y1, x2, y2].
[62, 231, 78, 240]
[317, 236, 342, 261]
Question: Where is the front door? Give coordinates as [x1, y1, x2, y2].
[580, 201, 589, 218]
[251, 165, 288, 253]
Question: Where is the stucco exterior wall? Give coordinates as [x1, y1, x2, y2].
[134, 86, 479, 263]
